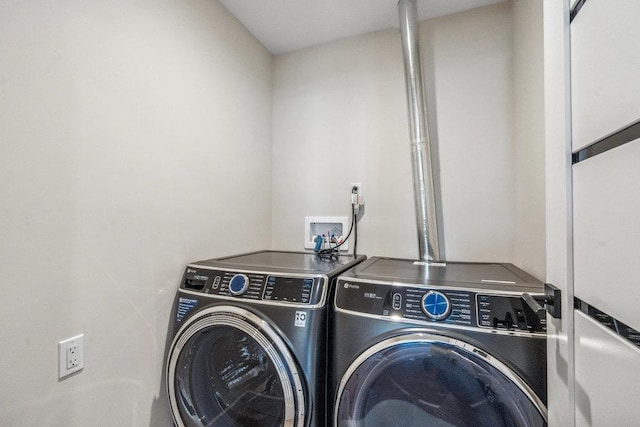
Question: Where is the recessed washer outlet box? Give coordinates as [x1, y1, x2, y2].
[304, 216, 349, 251]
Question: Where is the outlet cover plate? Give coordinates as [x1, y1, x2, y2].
[58, 334, 84, 379]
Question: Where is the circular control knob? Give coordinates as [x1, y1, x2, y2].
[421, 290, 451, 320]
[228, 274, 250, 296]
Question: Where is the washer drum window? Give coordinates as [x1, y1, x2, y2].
[335, 333, 546, 427]
[167, 306, 306, 427]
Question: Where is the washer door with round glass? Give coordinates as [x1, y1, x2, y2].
[167, 306, 306, 427]
[335, 333, 546, 427]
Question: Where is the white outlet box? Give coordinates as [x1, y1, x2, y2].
[304, 216, 349, 251]
[58, 334, 84, 379]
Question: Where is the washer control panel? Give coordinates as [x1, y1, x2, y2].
[181, 266, 324, 305]
[477, 294, 546, 332]
[336, 279, 546, 333]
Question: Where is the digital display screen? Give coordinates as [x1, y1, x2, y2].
[183, 278, 206, 290]
[263, 276, 313, 303]
[477, 294, 545, 332]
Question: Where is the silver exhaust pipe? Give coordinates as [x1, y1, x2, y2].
[398, 0, 441, 262]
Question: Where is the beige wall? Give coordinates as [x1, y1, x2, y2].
[512, 0, 546, 280]
[272, 3, 523, 263]
[0, 0, 272, 424]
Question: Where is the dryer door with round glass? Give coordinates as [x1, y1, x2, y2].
[335, 333, 546, 427]
[167, 306, 306, 427]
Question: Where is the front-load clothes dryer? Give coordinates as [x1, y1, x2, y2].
[330, 256, 547, 427]
[166, 250, 365, 427]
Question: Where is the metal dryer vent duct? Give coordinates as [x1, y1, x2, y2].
[398, 0, 442, 262]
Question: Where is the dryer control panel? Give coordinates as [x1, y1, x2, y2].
[181, 266, 326, 306]
[336, 279, 546, 333]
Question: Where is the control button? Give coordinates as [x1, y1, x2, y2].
[229, 274, 250, 296]
[392, 293, 402, 310]
[421, 291, 451, 320]
[212, 276, 221, 289]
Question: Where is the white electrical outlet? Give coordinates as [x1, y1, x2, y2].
[351, 182, 363, 202]
[58, 334, 84, 379]
[351, 182, 363, 209]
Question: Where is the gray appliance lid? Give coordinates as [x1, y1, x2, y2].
[340, 257, 543, 292]
[194, 250, 365, 276]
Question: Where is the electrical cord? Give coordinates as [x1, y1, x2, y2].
[316, 204, 357, 259]
[353, 208, 358, 256]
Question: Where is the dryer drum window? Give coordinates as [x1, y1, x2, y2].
[167, 308, 305, 427]
[336, 338, 546, 427]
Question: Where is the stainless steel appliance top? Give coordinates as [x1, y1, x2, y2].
[194, 250, 366, 276]
[339, 256, 543, 293]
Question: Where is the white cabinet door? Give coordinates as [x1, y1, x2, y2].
[574, 312, 640, 426]
[572, 139, 640, 426]
[573, 140, 640, 329]
[570, 1, 640, 425]
[571, 0, 640, 151]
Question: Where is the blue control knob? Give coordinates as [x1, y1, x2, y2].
[229, 274, 250, 296]
[421, 290, 451, 320]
